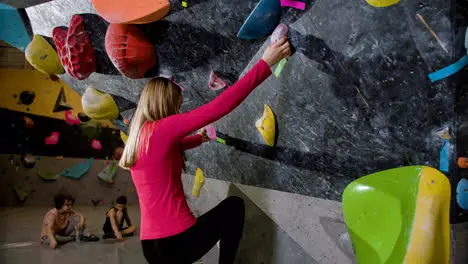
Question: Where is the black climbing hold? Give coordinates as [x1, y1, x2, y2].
[19, 91, 36, 105]
[78, 112, 91, 122]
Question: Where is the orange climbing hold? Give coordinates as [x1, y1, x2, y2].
[91, 0, 171, 24]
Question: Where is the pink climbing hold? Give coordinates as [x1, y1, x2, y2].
[64, 110, 80, 125]
[45, 132, 59, 145]
[280, 0, 306, 10]
[205, 124, 217, 141]
[208, 71, 227, 91]
[52, 15, 96, 80]
[271, 23, 289, 44]
[91, 139, 102, 150]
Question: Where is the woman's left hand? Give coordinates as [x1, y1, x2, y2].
[198, 128, 210, 142]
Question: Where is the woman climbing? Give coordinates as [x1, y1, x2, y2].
[119, 37, 291, 264]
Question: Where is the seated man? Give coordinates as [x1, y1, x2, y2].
[102, 195, 137, 240]
[40, 194, 99, 248]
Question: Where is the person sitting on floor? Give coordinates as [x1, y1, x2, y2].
[102, 195, 137, 240]
[40, 193, 99, 249]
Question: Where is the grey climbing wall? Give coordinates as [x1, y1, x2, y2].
[25, 0, 457, 202]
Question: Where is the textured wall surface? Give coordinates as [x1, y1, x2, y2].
[25, 0, 458, 203]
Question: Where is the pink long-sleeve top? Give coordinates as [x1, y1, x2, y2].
[131, 60, 272, 240]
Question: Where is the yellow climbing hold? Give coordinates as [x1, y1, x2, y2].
[366, 0, 400, 7]
[25, 35, 64, 75]
[120, 131, 128, 144]
[192, 167, 205, 197]
[256, 104, 276, 147]
[82, 87, 119, 120]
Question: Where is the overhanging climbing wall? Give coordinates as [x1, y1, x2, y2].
[24, 0, 457, 203]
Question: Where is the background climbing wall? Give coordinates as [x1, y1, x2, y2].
[0, 154, 137, 206]
[22, 0, 460, 206]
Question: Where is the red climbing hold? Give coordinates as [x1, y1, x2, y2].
[52, 15, 96, 80]
[208, 71, 227, 91]
[105, 24, 157, 79]
[91, 139, 102, 150]
[45, 132, 59, 145]
[64, 110, 80, 125]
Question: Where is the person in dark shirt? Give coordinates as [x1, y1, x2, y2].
[102, 196, 137, 240]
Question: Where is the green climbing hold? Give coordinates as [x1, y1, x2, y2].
[9, 184, 28, 203]
[60, 158, 94, 179]
[97, 161, 118, 183]
[38, 171, 59, 181]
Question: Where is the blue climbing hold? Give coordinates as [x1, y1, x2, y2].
[60, 158, 94, 179]
[0, 3, 31, 51]
[457, 179, 468, 210]
[237, 0, 281, 39]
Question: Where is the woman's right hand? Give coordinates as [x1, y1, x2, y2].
[261, 37, 292, 67]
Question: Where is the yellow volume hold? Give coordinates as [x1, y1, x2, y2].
[366, 0, 400, 8]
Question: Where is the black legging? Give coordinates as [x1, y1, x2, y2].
[141, 196, 245, 264]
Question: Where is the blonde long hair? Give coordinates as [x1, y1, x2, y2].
[119, 77, 182, 169]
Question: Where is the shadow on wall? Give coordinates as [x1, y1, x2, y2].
[227, 184, 318, 263]
[227, 183, 276, 264]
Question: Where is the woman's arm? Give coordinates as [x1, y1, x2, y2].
[181, 135, 202, 150]
[162, 38, 291, 139]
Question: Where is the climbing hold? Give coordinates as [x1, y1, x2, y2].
[53, 87, 73, 112]
[9, 184, 28, 203]
[437, 127, 451, 140]
[21, 154, 36, 169]
[64, 110, 80, 125]
[78, 112, 91, 122]
[23, 116, 34, 128]
[56, 156, 64, 160]
[255, 104, 276, 147]
[439, 140, 450, 173]
[274, 58, 288, 77]
[280, 0, 305, 10]
[105, 24, 157, 79]
[52, 15, 96, 80]
[192, 167, 205, 197]
[45, 132, 60, 145]
[428, 55, 468, 83]
[123, 119, 129, 125]
[91, 0, 170, 24]
[208, 71, 227, 91]
[205, 124, 217, 140]
[458, 157, 468, 169]
[97, 161, 118, 184]
[60, 158, 94, 179]
[343, 166, 450, 264]
[120, 131, 129, 144]
[25, 34, 64, 75]
[238, 0, 281, 39]
[456, 179, 468, 210]
[91, 139, 102, 150]
[366, 0, 400, 8]
[82, 87, 120, 120]
[19, 91, 35, 105]
[181, 1, 188, 7]
[38, 171, 59, 181]
[271, 23, 288, 44]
